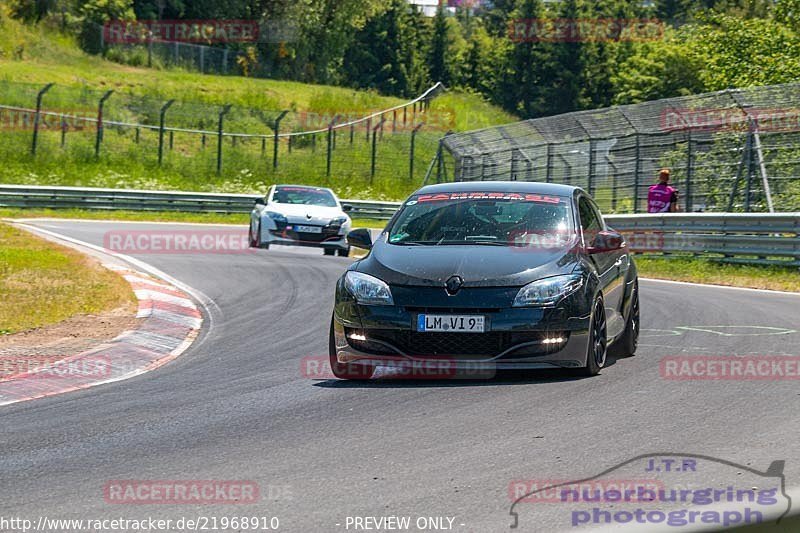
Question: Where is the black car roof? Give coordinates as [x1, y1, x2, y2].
[414, 181, 581, 197]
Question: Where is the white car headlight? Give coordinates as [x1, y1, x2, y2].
[330, 216, 349, 226]
[344, 272, 394, 306]
[513, 274, 583, 307]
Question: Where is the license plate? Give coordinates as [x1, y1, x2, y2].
[417, 314, 486, 333]
[292, 225, 322, 234]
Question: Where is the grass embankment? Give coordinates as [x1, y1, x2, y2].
[0, 11, 517, 201]
[635, 256, 800, 293]
[0, 222, 135, 335]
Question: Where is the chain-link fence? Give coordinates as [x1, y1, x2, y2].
[0, 81, 446, 197]
[441, 83, 800, 213]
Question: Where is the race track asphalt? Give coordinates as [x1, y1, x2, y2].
[1, 220, 799, 533]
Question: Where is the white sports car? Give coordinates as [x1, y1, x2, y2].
[249, 185, 353, 256]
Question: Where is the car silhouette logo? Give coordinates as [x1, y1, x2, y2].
[445, 276, 463, 295]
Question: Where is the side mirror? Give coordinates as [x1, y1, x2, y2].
[587, 230, 624, 254]
[254, 198, 266, 207]
[342, 204, 353, 213]
[347, 228, 373, 250]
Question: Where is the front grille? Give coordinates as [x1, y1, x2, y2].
[346, 328, 566, 357]
[270, 226, 341, 242]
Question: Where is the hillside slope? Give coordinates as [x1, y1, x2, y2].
[0, 11, 516, 200]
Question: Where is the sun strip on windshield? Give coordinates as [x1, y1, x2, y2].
[415, 192, 563, 204]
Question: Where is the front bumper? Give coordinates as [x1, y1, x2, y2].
[262, 224, 349, 250]
[332, 288, 592, 371]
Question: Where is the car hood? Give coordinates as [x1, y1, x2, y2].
[359, 236, 581, 288]
[265, 203, 345, 224]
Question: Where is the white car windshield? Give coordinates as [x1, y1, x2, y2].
[272, 187, 337, 207]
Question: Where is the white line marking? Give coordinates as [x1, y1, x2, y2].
[641, 277, 800, 296]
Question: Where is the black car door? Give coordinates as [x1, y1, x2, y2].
[578, 196, 625, 336]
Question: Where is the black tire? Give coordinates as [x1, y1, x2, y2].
[611, 281, 639, 358]
[249, 220, 260, 248]
[574, 297, 607, 377]
[323, 248, 336, 256]
[329, 319, 374, 380]
[337, 247, 350, 257]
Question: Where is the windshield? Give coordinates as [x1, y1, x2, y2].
[272, 187, 337, 207]
[388, 192, 574, 246]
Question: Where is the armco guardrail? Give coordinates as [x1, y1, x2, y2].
[0, 184, 401, 220]
[605, 213, 800, 267]
[1, 185, 797, 266]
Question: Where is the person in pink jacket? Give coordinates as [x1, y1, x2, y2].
[647, 169, 680, 213]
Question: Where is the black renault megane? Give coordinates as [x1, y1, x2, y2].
[330, 182, 639, 379]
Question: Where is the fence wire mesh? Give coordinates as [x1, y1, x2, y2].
[0, 80, 445, 196]
[442, 83, 800, 213]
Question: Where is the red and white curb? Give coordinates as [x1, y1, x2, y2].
[0, 266, 202, 407]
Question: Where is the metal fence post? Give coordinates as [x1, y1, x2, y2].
[685, 132, 693, 212]
[436, 141, 445, 183]
[410, 123, 424, 181]
[744, 125, 755, 212]
[633, 135, 641, 213]
[169, 130, 174, 150]
[545, 145, 552, 183]
[587, 140, 595, 195]
[94, 90, 113, 157]
[60, 116, 67, 148]
[135, 127, 140, 144]
[157, 99, 175, 166]
[326, 116, 339, 177]
[272, 110, 288, 170]
[217, 104, 232, 176]
[727, 132, 751, 212]
[31, 83, 54, 156]
[370, 119, 385, 183]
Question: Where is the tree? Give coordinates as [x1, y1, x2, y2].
[342, 0, 412, 96]
[429, 5, 450, 85]
[499, 0, 547, 117]
[611, 31, 705, 104]
[537, 0, 586, 115]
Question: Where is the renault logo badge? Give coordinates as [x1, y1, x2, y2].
[445, 275, 463, 295]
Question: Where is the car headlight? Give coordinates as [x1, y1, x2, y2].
[330, 216, 349, 227]
[344, 272, 394, 306]
[512, 274, 584, 307]
[265, 211, 287, 222]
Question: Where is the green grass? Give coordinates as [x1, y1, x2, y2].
[635, 255, 800, 292]
[0, 208, 387, 228]
[0, 11, 516, 200]
[0, 222, 135, 334]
